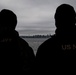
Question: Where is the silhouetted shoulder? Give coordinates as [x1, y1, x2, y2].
[36, 35, 59, 74]
[18, 37, 35, 59]
[37, 38, 51, 54]
[18, 37, 31, 48]
[36, 35, 56, 55]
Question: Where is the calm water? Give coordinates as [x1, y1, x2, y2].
[23, 38, 49, 55]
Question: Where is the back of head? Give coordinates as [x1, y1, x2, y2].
[0, 9, 17, 30]
[55, 4, 76, 29]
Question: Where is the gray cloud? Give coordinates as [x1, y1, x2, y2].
[0, 0, 76, 35]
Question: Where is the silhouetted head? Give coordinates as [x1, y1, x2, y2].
[0, 9, 17, 30]
[55, 4, 76, 29]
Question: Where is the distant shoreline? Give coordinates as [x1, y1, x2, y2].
[20, 35, 51, 38]
[21, 36, 49, 55]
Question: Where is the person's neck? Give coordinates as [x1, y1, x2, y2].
[55, 27, 76, 37]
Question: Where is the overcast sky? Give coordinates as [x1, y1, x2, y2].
[0, 0, 76, 36]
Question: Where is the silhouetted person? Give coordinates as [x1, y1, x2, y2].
[0, 9, 35, 74]
[36, 4, 76, 74]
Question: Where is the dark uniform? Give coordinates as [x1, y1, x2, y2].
[36, 29, 76, 74]
[0, 9, 35, 74]
[0, 30, 35, 74]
